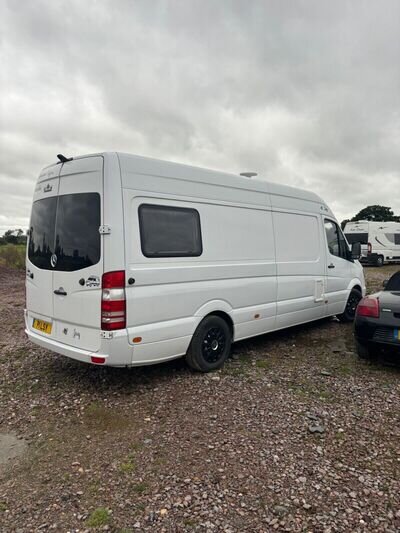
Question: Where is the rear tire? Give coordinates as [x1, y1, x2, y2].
[337, 288, 362, 323]
[375, 255, 384, 267]
[186, 315, 231, 372]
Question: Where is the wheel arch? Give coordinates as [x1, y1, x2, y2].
[194, 300, 235, 340]
[347, 278, 365, 297]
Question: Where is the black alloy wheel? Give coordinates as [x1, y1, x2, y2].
[337, 288, 363, 323]
[202, 327, 226, 364]
[186, 315, 231, 372]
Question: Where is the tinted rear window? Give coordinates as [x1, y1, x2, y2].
[28, 193, 101, 271]
[139, 204, 202, 257]
[28, 197, 57, 269]
[344, 232, 368, 245]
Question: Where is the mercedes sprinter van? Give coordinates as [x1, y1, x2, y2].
[25, 153, 365, 371]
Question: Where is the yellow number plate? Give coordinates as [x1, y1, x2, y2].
[33, 319, 52, 335]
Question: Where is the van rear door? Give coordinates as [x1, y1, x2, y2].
[51, 156, 104, 352]
[26, 165, 61, 320]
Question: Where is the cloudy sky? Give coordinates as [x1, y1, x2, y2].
[1, 0, 399, 233]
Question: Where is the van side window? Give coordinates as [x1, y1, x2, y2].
[395, 234, 400, 245]
[139, 204, 202, 258]
[324, 220, 348, 260]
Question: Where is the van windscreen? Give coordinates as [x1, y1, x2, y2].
[28, 193, 101, 271]
[344, 232, 368, 245]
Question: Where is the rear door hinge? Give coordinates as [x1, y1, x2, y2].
[99, 225, 111, 235]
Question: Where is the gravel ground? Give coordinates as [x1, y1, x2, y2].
[0, 265, 399, 533]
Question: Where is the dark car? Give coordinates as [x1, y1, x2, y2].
[354, 271, 400, 359]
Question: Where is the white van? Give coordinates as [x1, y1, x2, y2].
[344, 220, 400, 266]
[25, 152, 366, 372]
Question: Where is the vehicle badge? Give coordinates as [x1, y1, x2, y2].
[44, 183, 52, 193]
[86, 276, 100, 288]
[73, 329, 81, 340]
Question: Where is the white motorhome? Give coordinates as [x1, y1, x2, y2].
[25, 153, 366, 372]
[344, 220, 400, 266]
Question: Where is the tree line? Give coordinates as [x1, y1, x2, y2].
[341, 205, 400, 229]
[0, 229, 27, 245]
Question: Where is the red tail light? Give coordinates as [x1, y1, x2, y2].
[356, 296, 379, 318]
[101, 271, 126, 330]
[367, 242, 372, 254]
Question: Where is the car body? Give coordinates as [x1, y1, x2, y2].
[25, 152, 366, 371]
[344, 220, 400, 266]
[354, 271, 400, 358]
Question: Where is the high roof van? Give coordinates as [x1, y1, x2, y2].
[25, 153, 366, 372]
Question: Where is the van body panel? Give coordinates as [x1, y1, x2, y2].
[273, 210, 326, 328]
[103, 153, 126, 273]
[124, 190, 278, 345]
[26, 152, 366, 368]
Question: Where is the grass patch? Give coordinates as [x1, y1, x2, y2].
[119, 459, 135, 473]
[223, 358, 252, 377]
[85, 507, 111, 528]
[132, 482, 147, 494]
[255, 359, 269, 369]
[0, 244, 26, 269]
[84, 402, 129, 432]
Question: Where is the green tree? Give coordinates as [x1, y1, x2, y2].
[341, 219, 350, 230]
[351, 205, 400, 222]
[2, 229, 24, 244]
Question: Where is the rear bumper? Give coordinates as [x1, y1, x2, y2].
[24, 309, 132, 366]
[25, 326, 108, 364]
[354, 317, 400, 353]
[24, 310, 188, 367]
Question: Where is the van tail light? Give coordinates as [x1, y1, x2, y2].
[101, 271, 126, 330]
[367, 242, 372, 254]
[356, 296, 380, 318]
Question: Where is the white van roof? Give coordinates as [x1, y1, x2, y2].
[39, 152, 333, 217]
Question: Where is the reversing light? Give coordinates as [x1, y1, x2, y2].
[356, 296, 380, 318]
[101, 271, 126, 330]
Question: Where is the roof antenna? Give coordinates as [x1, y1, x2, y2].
[240, 172, 257, 178]
[57, 153, 73, 163]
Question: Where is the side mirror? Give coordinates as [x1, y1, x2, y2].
[351, 242, 361, 260]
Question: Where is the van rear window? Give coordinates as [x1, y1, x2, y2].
[344, 232, 368, 245]
[28, 193, 101, 271]
[139, 204, 202, 257]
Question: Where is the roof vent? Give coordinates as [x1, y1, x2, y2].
[240, 172, 257, 178]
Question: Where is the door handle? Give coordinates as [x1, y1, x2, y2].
[328, 263, 335, 269]
[54, 289, 67, 296]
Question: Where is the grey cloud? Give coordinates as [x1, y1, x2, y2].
[1, 0, 399, 233]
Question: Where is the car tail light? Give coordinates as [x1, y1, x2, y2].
[356, 296, 380, 318]
[101, 271, 126, 330]
[367, 242, 372, 254]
